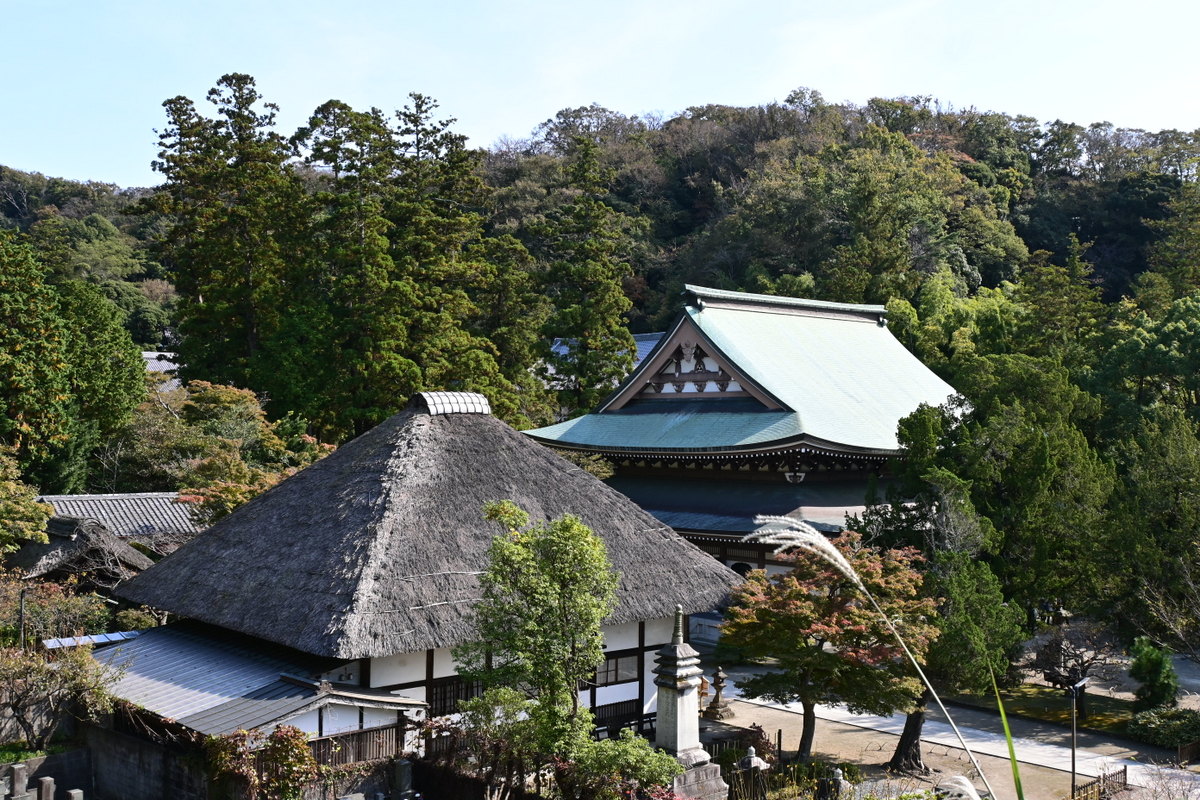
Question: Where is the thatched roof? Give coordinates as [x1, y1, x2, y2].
[9, 516, 154, 590]
[119, 393, 741, 659]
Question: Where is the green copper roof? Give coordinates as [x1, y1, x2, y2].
[529, 400, 800, 453]
[526, 286, 956, 455]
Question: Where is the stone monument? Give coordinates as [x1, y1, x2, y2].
[653, 606, 728, 800]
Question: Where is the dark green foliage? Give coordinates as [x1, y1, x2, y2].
[149, 78, 552, 439]
[1129, 637, 1178, 712]
[29, 281, 145, 492]
[0, 232, 71, 471]
[898, 355, 1114, 607]
[1100, 407, 1200, 638]
[925, 553, 1026, 694]
[1127, 706, 1200, 748]
[531, 138, 639, 416]
[147, 73, 309, 396]
[0, 452, 51, 555]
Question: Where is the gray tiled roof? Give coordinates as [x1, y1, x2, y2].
[142, 351, 181, 392]
[606, 474, 888, 534]
[38, 493, 199, 538]
[550, 333, 664, 369]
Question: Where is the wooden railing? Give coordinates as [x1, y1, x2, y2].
[591, 700, 655, 739]
[307, 722, 404, 766]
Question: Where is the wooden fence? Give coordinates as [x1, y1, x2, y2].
[306, 723, 404, 766]
[1179, 739, 1200, 764]
[1063, 765, 1128, 800]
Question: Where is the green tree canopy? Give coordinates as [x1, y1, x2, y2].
[452, 502, 679, 800]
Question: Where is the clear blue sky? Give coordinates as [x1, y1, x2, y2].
[4, 0, 1198, 188]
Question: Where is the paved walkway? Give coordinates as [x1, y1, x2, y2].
[711, 659, 1200, 796]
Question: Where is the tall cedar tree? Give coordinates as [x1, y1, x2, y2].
[721, 530, 937, 760]
[0, 232, 70, 471]
[899, 357, 1114, 607]
[29, 281, 145, 492]
[289, 100, 419, 438]
[151, 80, 546, 438]
[383, 95, 518, 428]
[532, 138, 638, 417]
[147, 73, 309, 401]
[0, 235, 143, 492]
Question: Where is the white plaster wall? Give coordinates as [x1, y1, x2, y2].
[286, 709, 321, 737]
[595, 683, 638, 706]
[401, 685, 427, 704]
[601, 621, 638, 651]
[644, 616, 672, 647]
[432, 647, 457, 678]
[361, 707, 399, 729]
[370, 650, 424, 688]
[642, 652, 659, 713]
[322, 703, 361, 735]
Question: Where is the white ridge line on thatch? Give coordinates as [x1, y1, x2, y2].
[408, 599, 483, 611]
[393, 570, 484, 582]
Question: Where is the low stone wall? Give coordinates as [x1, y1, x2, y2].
[82, 725, 207, 800]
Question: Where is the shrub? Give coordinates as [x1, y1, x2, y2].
[1127, 707, 1200, 747]
[1129, 637, 1179, 712]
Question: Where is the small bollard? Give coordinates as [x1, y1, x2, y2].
[11, 764, 28, 795]
[38, 776, 55, 800]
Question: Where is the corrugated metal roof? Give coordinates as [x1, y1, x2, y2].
[179, 680, 316, 735]
[44, 631, 142, 650]
[95, 623, 423, 736]
[38, 493, 199, 537]
[95, 623, 343, 726]
[182, 679, 425, 736]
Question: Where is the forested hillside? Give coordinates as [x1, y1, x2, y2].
[4, 76, 1200, 653]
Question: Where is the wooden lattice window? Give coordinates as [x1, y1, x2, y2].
[427, 675, 484, 717]
[594, 653, 639, 687]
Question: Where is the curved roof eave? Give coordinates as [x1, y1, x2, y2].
[526, 430, 901, 460]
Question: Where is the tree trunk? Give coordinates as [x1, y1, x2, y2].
[888, 688, 931, 774]
[799, 699, 817, 760]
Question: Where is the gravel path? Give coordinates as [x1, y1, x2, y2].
[699, 655, 1200, 799]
